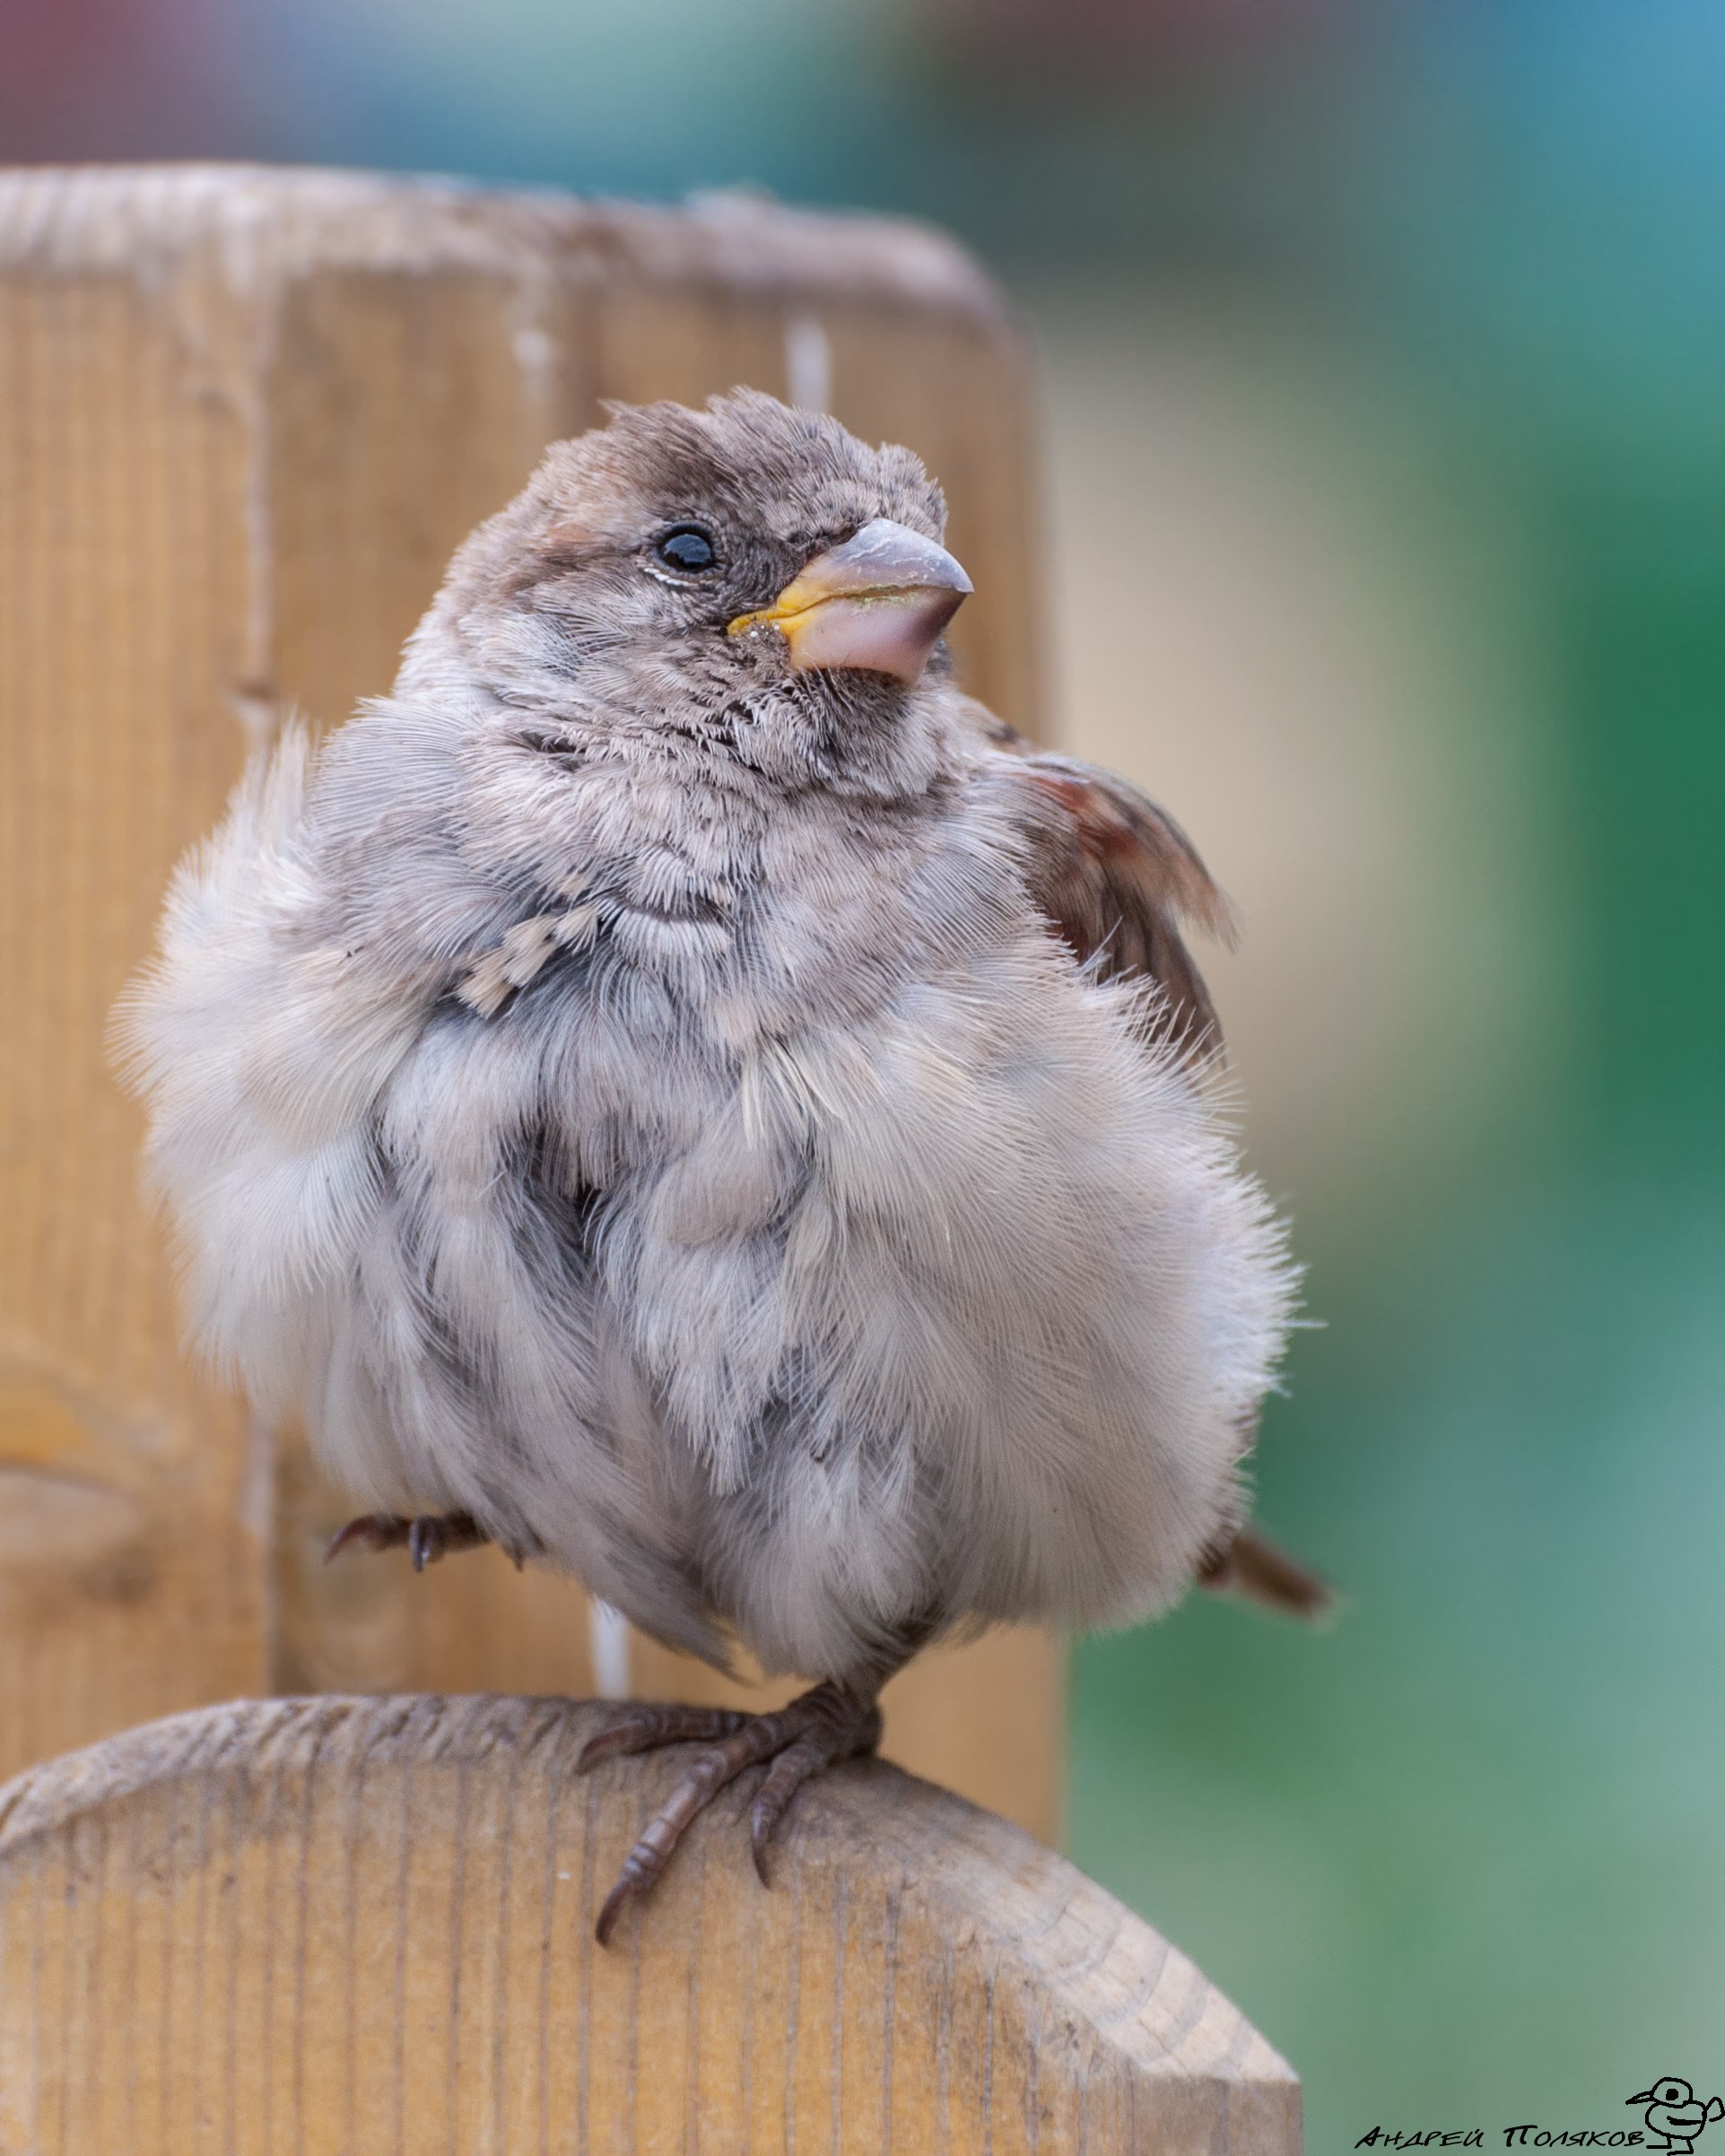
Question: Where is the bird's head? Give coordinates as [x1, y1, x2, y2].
[417, 388, 971, 791]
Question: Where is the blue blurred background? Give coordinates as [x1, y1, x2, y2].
[11, 0, 1723, 2136]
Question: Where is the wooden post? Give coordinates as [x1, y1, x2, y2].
[0, 1697, 1300, 2154]
[0, 167, 1059, 1836]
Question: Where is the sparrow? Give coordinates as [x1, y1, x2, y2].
[115, 388, 1319, 1943]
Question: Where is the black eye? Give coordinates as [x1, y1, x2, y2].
[654, 525, 718, 572]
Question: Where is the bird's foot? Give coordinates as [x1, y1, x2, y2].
[324, 1509, 490, 1572]
[578, 1680, 883, 1944]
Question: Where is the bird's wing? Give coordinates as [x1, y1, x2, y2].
[971, 710, 1336, 1625]
[977, 725, 1236, 1065]
[1198, 1524, 1335, 1621]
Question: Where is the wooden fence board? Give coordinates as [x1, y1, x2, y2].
[0, 1698, 1300, 2154]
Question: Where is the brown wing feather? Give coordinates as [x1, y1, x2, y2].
[982, 729, 1236, 1065]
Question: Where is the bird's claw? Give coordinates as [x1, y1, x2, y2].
[324, 1509, 490, 1569]
[579, 1681, 882, 1945]
[576, 1702, 753, 1771]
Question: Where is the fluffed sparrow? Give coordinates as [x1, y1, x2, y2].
[116, 390, 1319, 1941]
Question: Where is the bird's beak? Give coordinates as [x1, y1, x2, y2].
[1628, 2096, 1657, 2107]
[727, 518, 971, 684]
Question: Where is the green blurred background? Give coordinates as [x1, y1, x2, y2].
[12, 0, 1722, 2135]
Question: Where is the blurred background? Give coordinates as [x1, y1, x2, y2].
[8, 0, 1723, 2136]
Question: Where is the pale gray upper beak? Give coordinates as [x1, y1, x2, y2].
[728, 518, 971, 684]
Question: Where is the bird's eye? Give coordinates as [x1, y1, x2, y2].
[654, 525, 718, 572]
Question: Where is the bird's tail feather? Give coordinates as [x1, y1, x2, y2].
[1198, 1526, 1335, 1621]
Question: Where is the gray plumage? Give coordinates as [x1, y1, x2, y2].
[115, 389, 1299, 1699]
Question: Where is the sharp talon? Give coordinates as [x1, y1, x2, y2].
[594, 1875, 635, 1947]
[409, 1518, 433, 1571]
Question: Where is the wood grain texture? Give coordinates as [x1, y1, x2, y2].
[0, 1696, 1299, 2155]
[0, 164, 1059, 1837]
